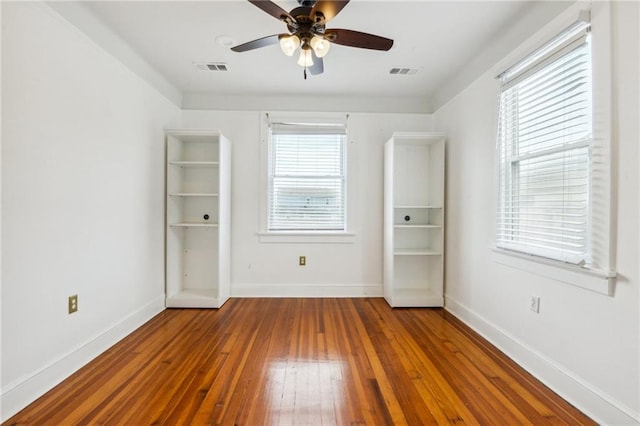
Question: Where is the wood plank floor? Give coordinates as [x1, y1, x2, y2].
[5, 298, 595, 425]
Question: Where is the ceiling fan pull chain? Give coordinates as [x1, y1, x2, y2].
[304, 68, 308, 80]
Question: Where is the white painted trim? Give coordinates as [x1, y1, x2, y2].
[258, 231, 356, 244]
[444, 295, 640, 425]
[258, 111, 359, 242]
[0, 295, 165, 422]
[491, 248, 616, 296]
[231, 283, 382, 298]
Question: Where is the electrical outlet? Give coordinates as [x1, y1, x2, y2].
[529, 296, 540, 313]
[68, 295, 78, 314]
[299, 256, 306, 266]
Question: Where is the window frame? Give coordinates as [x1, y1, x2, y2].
[267, 122, 347, 232]
[258, 112, 355, 244]
[492, 3, 616, 295]
[496, 22, 593, 265]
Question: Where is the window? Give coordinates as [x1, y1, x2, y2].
[268, 122, 346, 231]
[496, 17, 593, 265]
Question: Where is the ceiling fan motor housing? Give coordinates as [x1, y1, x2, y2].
[287, 6, 326, 46]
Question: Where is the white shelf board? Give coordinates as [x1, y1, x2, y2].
[166, 289, 219, 308]
[169, 161, 219, 167]
[387, 288, 443, 307]
[394, 205, 443, 209]
[169, 222, 219, 228]
[394, 224, 442, 229]
[394, 249, 441, 256]
[168, 193, 219, 197]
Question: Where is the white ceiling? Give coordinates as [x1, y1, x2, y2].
[55, 1, 572, 112]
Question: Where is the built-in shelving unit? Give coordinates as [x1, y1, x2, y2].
[384, 132, 446, 307]
[165, 130, 231, 308]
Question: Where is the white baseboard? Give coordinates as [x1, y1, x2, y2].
[231, 283, 383, 298]
[1, 294, 165, 422]
[444, 295, 639, 425]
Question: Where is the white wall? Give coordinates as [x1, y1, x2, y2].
[3, 0, 635, 423]
[433, 2, 639, 424]
[181, 110, 432, 296]
[1, 2, 181, 420]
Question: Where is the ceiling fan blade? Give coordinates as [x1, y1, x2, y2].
[231, 34, 283, 52]
[248, 0, 293, 23]
[324, 29, 393, 51]
[310, 1, 349, 24]
[309, 52, 324, 75]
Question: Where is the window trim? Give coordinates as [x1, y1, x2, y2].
[258, 112, 355, 244]
[496, 34, 594, 265]
[492, 247, 615, 296]
[492, 2, 616, 294]
[258, 231, 356, 244]
[268, 121, 347, 231]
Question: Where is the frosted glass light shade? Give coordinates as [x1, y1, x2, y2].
[297, 48, 314, 67]
[279, 35, 300, 56]
[310, 36, 331, 58]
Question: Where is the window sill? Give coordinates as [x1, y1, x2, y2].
[258, 231, 356, 244]
[491, 247, 616, 296]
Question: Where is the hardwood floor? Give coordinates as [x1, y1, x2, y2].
[5, 298, 594, 425]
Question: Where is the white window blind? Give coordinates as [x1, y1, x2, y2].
[268, 122, 346, 231]
[496, 17, 593, 265]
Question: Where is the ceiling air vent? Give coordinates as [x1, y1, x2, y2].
[389, 68, 419, 75]
[194, 62, 228, 71]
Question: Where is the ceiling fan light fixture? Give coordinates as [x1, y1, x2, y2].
[297, 48, 314, 67]
[310, 35, 330, 58]
[279, 34, 300, 56]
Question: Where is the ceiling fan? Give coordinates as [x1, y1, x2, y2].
[231, 0, 394, 79]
